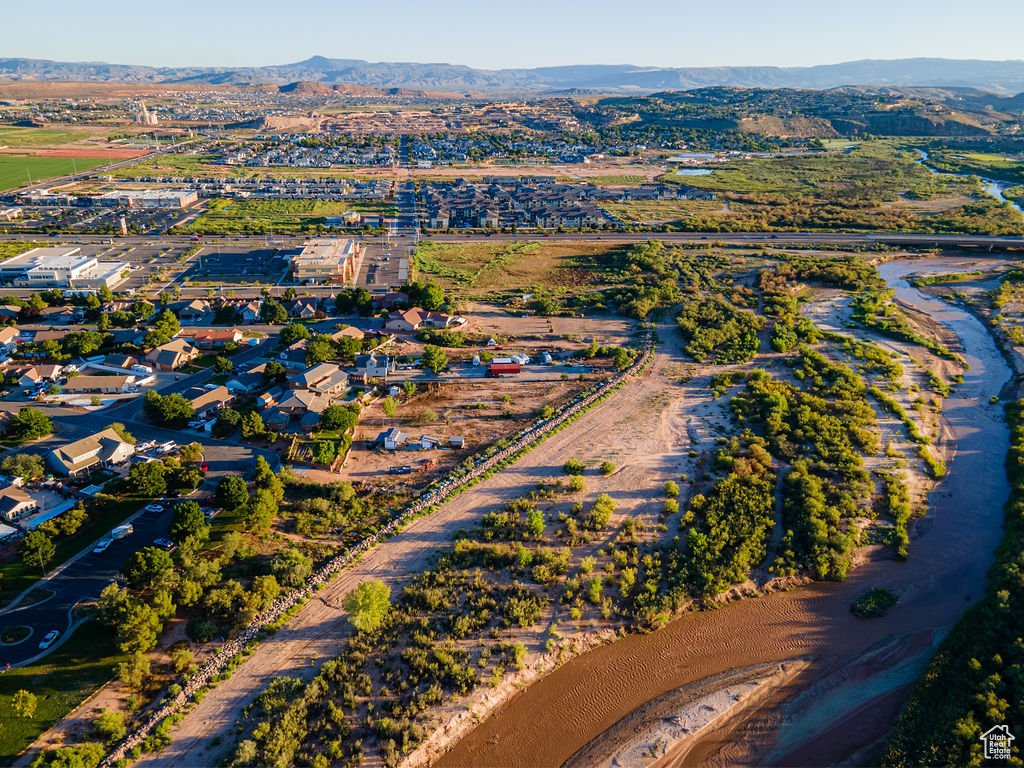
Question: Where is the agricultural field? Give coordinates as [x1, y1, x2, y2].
[412, 240, 626, 297]
[0, 127, 97, 147]
[0, 156, 109, 192]
[179, 198, 395, 235]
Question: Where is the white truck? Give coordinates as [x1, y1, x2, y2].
[111, 524, 134, 540]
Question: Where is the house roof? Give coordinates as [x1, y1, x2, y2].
[293, 362, 348, 392]
[189, 385, 233, 410]
[49, 428, 133, 475]
[276, 389, 332, 414]
[63, 375, 133, 390]
[0, 485, 34, 517]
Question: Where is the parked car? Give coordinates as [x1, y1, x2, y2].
[153, 537, 174, 550]
[92, 538, 112, 554]
[38, 630, 60, 649]
[144, 504, 164, 513]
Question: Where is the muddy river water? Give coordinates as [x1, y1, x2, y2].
[437, 259, 1012, 768]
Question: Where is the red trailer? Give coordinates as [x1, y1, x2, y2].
[488, 362, 521, 377]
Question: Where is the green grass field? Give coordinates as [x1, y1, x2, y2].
[182, 198, 395, 234]
[0, 242, 48, 261]
[0, 620, 125, 760]
[0, 156, 109, 192]
[413, 240, 623, 295]
[0, 127, 94, 147]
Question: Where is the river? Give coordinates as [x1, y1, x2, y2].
[437, 259, 1011, 768]
[917, 148, 1023, 216]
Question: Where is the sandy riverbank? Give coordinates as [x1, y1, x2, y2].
[561, 659, 811, 768]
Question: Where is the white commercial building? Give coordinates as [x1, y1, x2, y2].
[291, 238, 362, 285]
[0, 247, 129, 290]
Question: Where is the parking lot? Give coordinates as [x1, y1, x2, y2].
[2, 205, 183, 237]
[180, 244, 291, 286]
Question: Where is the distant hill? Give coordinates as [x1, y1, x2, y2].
[2, 56, 1024, 94]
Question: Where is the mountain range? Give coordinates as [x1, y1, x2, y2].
[1, 56, 1024, 94]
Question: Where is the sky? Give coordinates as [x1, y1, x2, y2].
[7, 0, 1024, 69]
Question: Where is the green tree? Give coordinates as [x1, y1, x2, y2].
[94, 709, 128, 744]
[246, 488, 277, 533]
[279, 323, 311, 346]
[259, 299, 287, 325]
[13, 689, 37, 718]
[143, 391, 194, 426]
[304, 335, 337, 366]
[241, 410, 265, 439]
[7, 407, 53, 440]
[271, 547, 313, 588]
[57, 505, 89, 536]
[123, 546, 175, 591]
[319, 403, 360, 431]
[421, 344, 448, 373]
[599, 461, 616, 476]
[22, 530, 55, 573]
[381, 396, 398, 419]
[214, 407, 242, 437]
[0, 453, 46, 480]
[252, 456, 284, 502]
[213, 356, 233, 373]
[588, 493, 616, 530]
[664, 480, 680, 498]
[312, 440, 336, 465]
[215, 475, 249, 510]
[262, 360, 287, 383]
[117, 651, 151, 690]
[563, 458, 585, 476]
[128, 461, 167, 497]
[110, 422, 136, 444]
[343, 578, 392, 632]
[62, 330, 106, 357]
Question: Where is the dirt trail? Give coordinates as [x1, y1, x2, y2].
[131, 319, 691, 768]
[437, 259, 1011, 768]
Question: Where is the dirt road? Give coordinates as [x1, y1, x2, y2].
[132, 321, 690, 768]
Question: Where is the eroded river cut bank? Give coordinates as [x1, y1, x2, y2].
[436, 259, 1012, 768]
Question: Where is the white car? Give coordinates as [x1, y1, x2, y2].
[38, 630, 59, 650]
[92, 538, 112, 554]
[144, 503, 164, 513]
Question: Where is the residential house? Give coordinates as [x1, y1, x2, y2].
[331, 326, 365, 342]
[11, 366, 42, 388]
[225, 371, 264, 394]
[291, 363, 349, 395]
[107, 329, 145, 348]
[145, 339, 198, 371]
[353, 352, 394, 380]
[262, 408, 291, 432]
[385, 307, 460, 333]
[103, 353, 139, 371]
[257, 385, 286, 410]
[278, 339, 309, 369]
[220, 299, 262, 324]
[449, 435, 466, 449]
[275, 389, 333, 416]
[284, 298, 319, 320]
[376, 427, 406, 451]
[191, 328, 243, 349]
[0, 484, 38, 522]
[172, 299, 211, 322]
[188, 385, 234, 420]
[0, 306, 21, 323]
[0, 326, 19, 348]
[48, 427, 135, 477]
[35, 364, 63, 381]
[62, 375, 135, 394]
